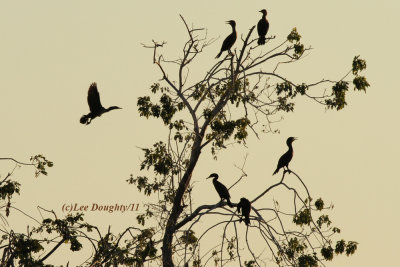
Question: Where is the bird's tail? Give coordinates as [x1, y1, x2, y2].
[258, 37, 266, 45]
[272, 168, 279, 175]
[216, 51, 222, 59]
[227, 198, 234, 208]
[244, 216, 250, 226]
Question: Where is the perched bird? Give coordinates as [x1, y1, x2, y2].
[207, 173, 234, 207]
[216, 20, 237, 58]
[273, 137, 297, 175]
[80, 82, 121, 125]
[237, 197, 251, 225]
[257, 9, 269, 45]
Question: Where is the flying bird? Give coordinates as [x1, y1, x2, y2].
[273, 137, 297, 175]
[237, 197, 251, 225]
[257, 9, 269, 45]
[80, 82, 121, 125]
[207, 173, 234, 207]
[216, 20, 237, 58]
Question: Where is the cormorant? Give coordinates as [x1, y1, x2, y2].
[80, 82, 121, 125]
[257, 9, 269, 45]
[216, 20, 237, 59]
[237, 197, 251, 225]
[207, 173, 234, 207]
[273, 137, 297, 175]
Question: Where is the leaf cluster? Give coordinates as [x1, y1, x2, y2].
[138, 84, 185, 126]
[293, 208, 312, 226]
[38, 213, 88, 251]
[287, 28, 305, 59]
[0, 180, 20, 200]
[352, 56, 369, 91]
[8, 234, 47, 267]
[140, 142, 174, 176]
[30, 154, 53, 178]
[127, 175, 165, 197]
[335, 240, 358, 256]
[326, 56, 369, 110]
[207, 116, 251, 149]
[280, 237, 308, 260]
[180, 230, 198, 249]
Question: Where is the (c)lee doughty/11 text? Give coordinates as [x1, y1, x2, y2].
[62, 203, 139, 213]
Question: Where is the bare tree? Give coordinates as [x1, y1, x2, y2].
[132, 15, 368, 267]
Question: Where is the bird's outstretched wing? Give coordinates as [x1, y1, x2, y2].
[87, 82, 103, 113]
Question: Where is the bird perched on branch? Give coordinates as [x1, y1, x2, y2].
[207, 173, 234, 207]
[216, 20, 237, 58]
[257, 9, 269, 45]
[80, 82, 121, 125]
[237, 197, 251, 225]
[273, 137, 297, 175]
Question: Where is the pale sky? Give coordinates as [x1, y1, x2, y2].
[0, 1, 399, 266]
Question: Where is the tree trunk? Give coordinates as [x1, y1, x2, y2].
[162, 137, 202, 267]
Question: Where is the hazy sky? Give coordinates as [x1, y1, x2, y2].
[1, 1, 399, 266]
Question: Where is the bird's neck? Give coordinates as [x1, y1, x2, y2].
[213, 178, 220, 186]
[230, 25, 236, 32]
[107, 106, 120, 111]
[287, 143, 293, 152]
[87, 112, 96, 118]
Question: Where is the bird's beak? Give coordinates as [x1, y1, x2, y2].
[294, 137, 298, 141]
[206, 176, 212, 179]
[259, 10, 263, 13]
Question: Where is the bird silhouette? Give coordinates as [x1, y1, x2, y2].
[80, 82, 121, 125]
[207, 173, 234, 207]
[257, 9, 269, 45]
[216, 20, 237, 58]
[273, 137, 297, 175]
[237, 197, 251, 225]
